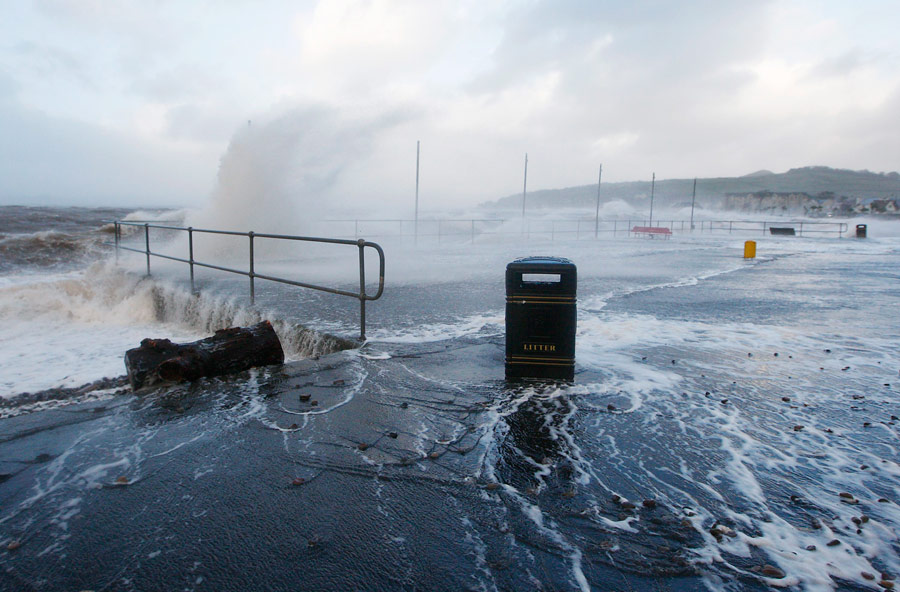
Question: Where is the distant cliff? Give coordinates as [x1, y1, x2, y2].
[484, 166, 900, 216]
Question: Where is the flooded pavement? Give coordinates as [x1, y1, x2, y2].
[2, 241, 899, 591]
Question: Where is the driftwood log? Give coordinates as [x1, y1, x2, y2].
[125, 321, 284, 390]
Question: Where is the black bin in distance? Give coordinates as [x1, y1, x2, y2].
[856, 224, 867, 238]
[505, 257, 576, 381]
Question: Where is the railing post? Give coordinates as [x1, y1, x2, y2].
[799, 222, 804, 237]
[248, 231, 255, 304]
[188, 227, 195, 293]
[144, 223, 151, 276]
[357, 239, 366, 341]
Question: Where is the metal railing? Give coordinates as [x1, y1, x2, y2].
[111, 221, 385, 341]
[325, 217, 849, 241]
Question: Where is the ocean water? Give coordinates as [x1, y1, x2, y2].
[1, 206, 899, 591]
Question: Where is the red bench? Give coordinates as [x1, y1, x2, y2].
[631, 226, 672, 238]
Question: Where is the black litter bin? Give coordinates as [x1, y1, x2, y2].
[505, 257, 576, 381]
[856, 224, 867, 239]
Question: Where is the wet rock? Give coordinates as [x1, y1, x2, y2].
[864, 422, 872, 427]
[7, 541, 21, 551]
[761, 565, 785, 579]
[824, 349, 831, 353]
[310, 400, 318, 406]
[862, 572, 875, 581]
[860, 465, 869, 470]
[400, 402, 409, 409]
[827, 539, 841, 547]
[642, 499, 657, 509]
[824, 428, 834, 434]
[861, 515, 870, 523]
[806, 545, 817, 551]
[299, 394, 311, 402]
[115, 476, 129, 485]
[428, 451, 440, 460]
[332, 379, 345, 386]
[288, 423, 298, 430]
[388, 432, 398, 439]
[878, 498, 890, 503]
[774, 353, 779, 357]
[782, 397, 791, 402]
[607, 404, 616, 411]
[853, 394, 865, 400]
[793, 425, 804, 432]
[357, 443, 368, 451]
[839, 492, 859, 504]
[619, 501, 637, 511]
[292, 478, 305, 486]
[851, 517, 861, 526]
[892, 416, 899, 421]
[720, 399, 728, 405]
[880, 581, 895, 590]
[485, 483, 500, 491]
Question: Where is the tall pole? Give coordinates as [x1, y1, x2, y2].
[414, 140, 420, 245]
[690, 177, 697, 232]
[649, 172, 656, 227]
[521, 153, 528, 234]
[594, 164, 602, 239]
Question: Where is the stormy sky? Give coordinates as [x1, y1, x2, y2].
[1, 0, 898, 209]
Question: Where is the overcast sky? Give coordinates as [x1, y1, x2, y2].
[1, 0, 898, 211]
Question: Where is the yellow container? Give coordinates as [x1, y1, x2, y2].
[744, 240, 756, 259]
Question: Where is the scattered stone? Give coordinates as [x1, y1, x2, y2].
[826, 539, 841, 547]
[7, 541, 21, 551]
[357, 443, 368, 451]
[607, 404, 616, 411]
[864, 422, 872, 427]
[619, 501, 637, 511]
[878, 498, 890, 503]
[721, 399, 728, 405]
[851, 517, 861, 526]
[310, 400, 318, 407]
[892, 416, 899, 421]
[562, 490, 576, 498]
[400, 402, 409, 409]
[332, 379, 345, 386]
[793, 425, 804, 432]
[115, 476, 129, 485]
[790, 495, 802, 503]
[642, 499, 657, 509]
[388, 432, 398, 439]
[299, 394, 311, 402]
[806, 545, 817, 551]
[774, 353, 779, 357]
[880, 581, 895, 590]
[611, 494, 621, 503]
[485, 483, 500, 491]
[839, 492, 858, 504]
[862, 572, 875, 581]
[288, 423, 298, 430]
[824, 428, 834, 434]
[861, 465, 869, 470]
[861, 515, 870, 523]
[782, 397, 791, 402]
[671, 360, 676, 364]
[761, 565, 786, 579]
[292, 478, 305, 486]
[428, 451, 440, 460]
[824, 349, 831, 353]
[853, 395, 865, 400]
[748, 353, 753, 357]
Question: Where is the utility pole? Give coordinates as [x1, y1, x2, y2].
[594, 164, 602, 239]
[521, 153, 528, 234]
[414, 140, 420, 245]
[690, 177, 697, 232]
[649, 172, 656, 227]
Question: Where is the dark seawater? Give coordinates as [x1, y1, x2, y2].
[1, 207, 899, 591]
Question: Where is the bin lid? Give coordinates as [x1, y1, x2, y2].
[507, 256, 575, 269]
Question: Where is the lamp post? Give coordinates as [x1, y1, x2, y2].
[649, 172, 655, 227]
[594, 164, 602, 239]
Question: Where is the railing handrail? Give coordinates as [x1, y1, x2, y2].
[110, 221, 385, 341]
